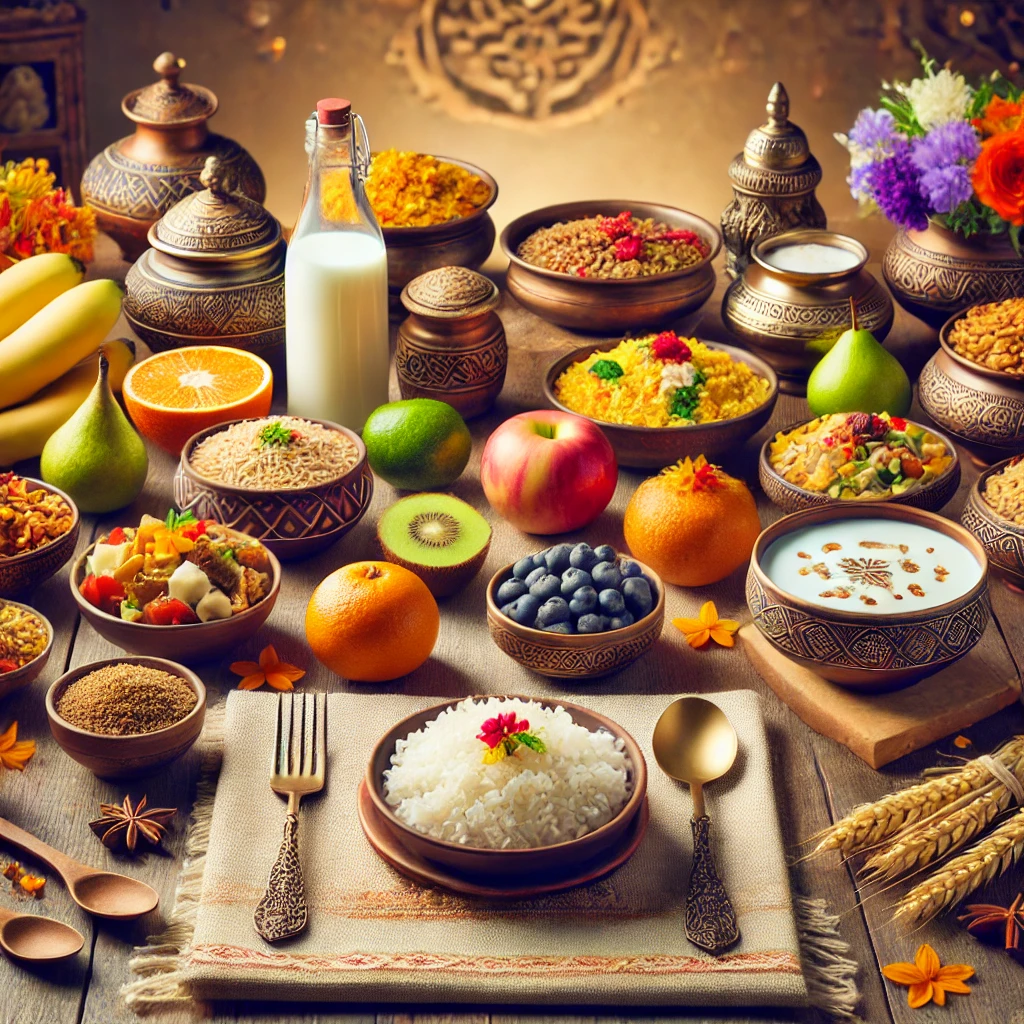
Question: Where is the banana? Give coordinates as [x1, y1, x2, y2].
[0, 253, 85, 341]
[0, 278, 122, 411]
[0, 338, 135, 466]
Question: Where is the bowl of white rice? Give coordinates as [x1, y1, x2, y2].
[367, 695, 647, 877]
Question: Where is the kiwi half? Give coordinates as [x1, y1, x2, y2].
[377, 493, 491, 598]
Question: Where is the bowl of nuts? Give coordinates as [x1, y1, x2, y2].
[961, 455, 1024, 588]
[0, 599, 53, 699]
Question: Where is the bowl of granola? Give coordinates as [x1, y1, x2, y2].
[0, 474, 79, 597]
[0, 599, 53, 699]
[961, 455, 1024, 588]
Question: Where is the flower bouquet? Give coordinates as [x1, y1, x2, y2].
[838, 53, 1024, 253]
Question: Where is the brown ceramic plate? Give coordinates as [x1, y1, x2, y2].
[543, 340, 777, 469]
[961, 457, 1024, 588]
[758, 417, 961, 515]
[0, 479, 80, 598]
[500, 201, 721, 333]
[45, 656, 206, 779]
[358, 779, 649, 898]
[0, 600, 53, 700]
[366, 695, 647, 878]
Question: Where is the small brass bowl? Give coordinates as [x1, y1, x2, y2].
[747, 503, 990, 692]
[46, 657, 206, 779]
[0, 600, 53, 701]
[961, 458, 1024, 588]
[0, 479, 79, 598]
[758, 418, 962, 515]
[485, 559, 665, 679]
[500, 201, 720, 333]
[544, 340, 777, 469]
[366, 695, 647, 878]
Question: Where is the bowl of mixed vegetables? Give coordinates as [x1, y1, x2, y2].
[760, 412, 961, 514]
[71, 509, 280, 662]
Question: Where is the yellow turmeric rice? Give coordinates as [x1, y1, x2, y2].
[553, 333, 771, 429]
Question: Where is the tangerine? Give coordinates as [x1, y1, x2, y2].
[305, 560, 439, 682]
[623, 456, 761, 587]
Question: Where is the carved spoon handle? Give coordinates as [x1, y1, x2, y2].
[685, 814, 740, 954]
[253, 813, 307, 943]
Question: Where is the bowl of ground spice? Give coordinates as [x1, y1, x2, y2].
[46, 658, 206, 779]
[0, 599, 53, 699]
[961, 455, 1024, 588]
[500, 201, 721, 333]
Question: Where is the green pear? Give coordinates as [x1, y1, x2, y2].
[40, 353, 148, 513]
[806, 298, 911, 417]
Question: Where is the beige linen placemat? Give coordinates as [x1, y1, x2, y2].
[126, 689, 858, 1013]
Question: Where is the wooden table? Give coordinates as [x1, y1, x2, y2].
[2, 241, 1022, 1024]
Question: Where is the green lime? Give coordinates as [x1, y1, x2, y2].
[363, 399, 472, 490]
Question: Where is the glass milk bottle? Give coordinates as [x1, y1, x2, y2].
[286, 98, 389, 431]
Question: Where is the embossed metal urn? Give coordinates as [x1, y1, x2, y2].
[81, 52, 265, 261]
[720, 82, 826, 279]
[124, 156, 284, 354]
[396, 266, 506, 419]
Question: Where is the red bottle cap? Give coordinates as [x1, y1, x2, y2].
[316, 98, 351, 126]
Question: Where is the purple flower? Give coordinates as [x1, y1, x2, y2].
[868, 143, 931, 231]
[918, 164, 974, 214]
[911, 121, 980, 173]
[849, 108, 899, 153]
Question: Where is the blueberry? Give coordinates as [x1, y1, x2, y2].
[560, 567, 592, 596]
[576, 613, 605, 633]
[641, 573, 657, 592]
[513, 556, 535, 580]
[592, 561, 622, 590]
[497, 578, 529, 604]
[544, 543, 573, 574]
[503, 594, 540, 626]
[525, 565, 547, 588]
[598, 588, 625, 615]
[543, 620, 575, 634]
[537, 596, 571, 626]
[532, 550, 550, 568]
[593, 544, 616, 562]
[622, 577, 653, 618]
[599, 615, 612, 630]
[620, 559, 642, 579]
[529, 573, 561, 600]
[569, 542, 598, 571]
[609, 612, 635, 630]
[569, 585, 598, 615]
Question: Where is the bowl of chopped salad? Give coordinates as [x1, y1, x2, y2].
[760, 413, 961, 515]
[543, 332, 777, 468]
[71, 509, 280, 662]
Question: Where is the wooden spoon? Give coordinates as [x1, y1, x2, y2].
[0, 905, 84, 963]
[0, 815, 158, 920]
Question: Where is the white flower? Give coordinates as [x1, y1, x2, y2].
[905, 68, 972, 130]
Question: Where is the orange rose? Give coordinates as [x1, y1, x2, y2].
[972, 95, 1024, 137]
[973, 130, 1024, 224]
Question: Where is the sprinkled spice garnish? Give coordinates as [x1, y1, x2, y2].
[798, 551, 812, 559]
[859, 540, 909, 554]
[477, 712, 546, 765]
[927, 547, 935, 553]
[860, 595, 878, 605]
[908, 583, 926, 597]
[900, 560, 920, 573]
[935, 566, 950, 582]
[822, 543, 842, 553]
[820, 587, 853, 599]
[839, 557, 894, 591]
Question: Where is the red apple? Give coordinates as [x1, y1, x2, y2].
[481, 410, 617, 534]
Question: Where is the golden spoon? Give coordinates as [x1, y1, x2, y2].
[0, 905, 84, 964]
[652, 696, 740, 954]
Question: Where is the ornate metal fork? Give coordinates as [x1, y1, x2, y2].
[254, 692, 326, 943]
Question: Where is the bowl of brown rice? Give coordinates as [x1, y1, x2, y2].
[962, 455, 1024, 587]
[500, 200, 721, 333]
[174, 415, 373, 560]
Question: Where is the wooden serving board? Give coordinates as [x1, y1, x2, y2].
[740, 622, 1023, 768]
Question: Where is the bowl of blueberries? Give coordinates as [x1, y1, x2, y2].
[485, 541, 665, 680]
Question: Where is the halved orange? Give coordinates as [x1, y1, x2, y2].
[123, 346, 273, 455]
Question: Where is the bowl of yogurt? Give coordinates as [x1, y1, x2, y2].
[746, 504, 990, 691]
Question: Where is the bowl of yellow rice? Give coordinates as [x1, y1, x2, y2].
[544, 333, 777, 468]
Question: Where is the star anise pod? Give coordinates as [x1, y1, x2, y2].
[959, 893, 1023, 962]
[89, 795, 176, 853]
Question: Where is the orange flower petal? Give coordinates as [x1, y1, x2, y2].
[699, 601, 718, 627]
[264, 673, 295, 692]
[230, 661, 261, 677]
[0, 721, 16, 751]
[907, 981, 933, 1008]
[882, 963, 926, 985]
[672, 617, 705, 635]
[936, 964, 974, 984]
[936, 978, 971, 995]
[715, 618, 740, 634]
[275, 664, 306, 683]
[708, 627, 736, 648]
[686, 629, 711, 649]
[236, 673, 266, 691]
[259, 645, 279, 670]
[915, 943, 940, 979]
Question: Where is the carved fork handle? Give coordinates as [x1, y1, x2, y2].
[685, 814, 740, 954]
[254, 813, 307, 943]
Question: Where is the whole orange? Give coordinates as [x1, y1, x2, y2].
[305, 561, 440, 682]
[623, 456, 761, 587]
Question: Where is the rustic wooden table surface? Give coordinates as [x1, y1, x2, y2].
[1, 238, 1022, 1024]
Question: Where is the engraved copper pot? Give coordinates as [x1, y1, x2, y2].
[81, 52, 265, 262]
[883, 220, 1024, 330]
[396, 266, 506, 419]
[722, 228, 894, 394]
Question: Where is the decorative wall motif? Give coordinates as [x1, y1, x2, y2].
[389, 0, 674, 129]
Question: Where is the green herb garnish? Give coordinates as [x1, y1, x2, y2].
[669, 370, 706, 420]
[589, 359, 624, 382]
[165, 508, 197, 532]
[258, 422, 295, 449]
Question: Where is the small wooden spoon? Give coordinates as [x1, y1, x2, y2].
[0, 815, 158, 920]
[0, 905, 84, 963]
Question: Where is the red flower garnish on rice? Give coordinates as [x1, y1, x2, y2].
[477, 712, 529, 749]
[652, 331, 692, 363]
[614, 234, 643, 261]
[598, 211, 634, 239]
[575, 266, 587, 277]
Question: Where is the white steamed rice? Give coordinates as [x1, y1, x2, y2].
[382, 696, 633, 850]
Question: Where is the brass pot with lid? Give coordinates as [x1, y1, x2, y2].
[81, 52, 266, 261]
[124, 156, 284, 355]
[720, 82, 826, 278]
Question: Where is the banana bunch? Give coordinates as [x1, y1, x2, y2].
[0, 254, 131, 464]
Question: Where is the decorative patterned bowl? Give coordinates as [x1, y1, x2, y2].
[960, 458, 1024, 588]
[543, 340, 778, 469]
[758, 418, 962, 515]
[0, 479, 80, 598]
[500, 201, 721, 333]
[0, 601, 53, 700]
[485, 560, 665, 679]
[45, 657, 206, 779]
[365, 695, 647, 877]
[173, 418, 373, 560]
[746, 503, 990, 691]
